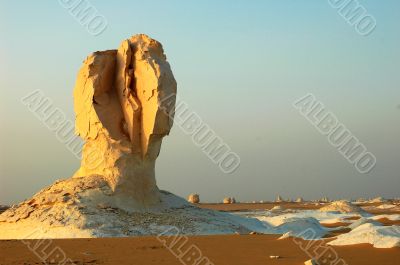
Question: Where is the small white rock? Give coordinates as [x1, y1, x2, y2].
[187, 194, 200, 203]
[269, 255, 281, 259]
[304, 259, 318, 265]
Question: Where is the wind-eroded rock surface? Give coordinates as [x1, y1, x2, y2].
[73, 34, 177, 205]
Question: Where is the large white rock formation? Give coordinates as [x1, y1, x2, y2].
[0, 34, 269, 239]
[72, 34, 177, 207]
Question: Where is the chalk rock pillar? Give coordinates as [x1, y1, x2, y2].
[73, 34, 177, 205]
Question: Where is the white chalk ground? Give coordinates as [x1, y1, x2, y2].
[234, 205, 400, 248]
[377, 204, 396, 209]
[370, 214, 400, 221]
[328, 223, 400, 248]
[363, 204, 400, 212]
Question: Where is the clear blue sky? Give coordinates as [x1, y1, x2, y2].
[1, 0, 399, 204]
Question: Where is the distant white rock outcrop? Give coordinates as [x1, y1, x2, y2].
[187, 194, 200, 204]
[319, 200, 367, 214]
[223, 197, 236, 204]
[295, 197, 304, 203]
[369, 197, 386, 203]
[275, 195, 283, 202]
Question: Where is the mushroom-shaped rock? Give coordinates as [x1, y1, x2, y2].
[73, 34, 177, 205]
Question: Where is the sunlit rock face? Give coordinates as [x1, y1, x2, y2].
[73, 34, 177, 205]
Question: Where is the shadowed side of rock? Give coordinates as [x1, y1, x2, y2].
[0, 205, 9, 214]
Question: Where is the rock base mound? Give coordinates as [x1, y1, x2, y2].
[0, 177, 266, 239]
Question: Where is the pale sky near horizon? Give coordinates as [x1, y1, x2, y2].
[0, 1, 399, 205]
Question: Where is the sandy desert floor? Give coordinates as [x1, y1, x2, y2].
[0, 202, 399, 265]
[0, 235, 399, 265]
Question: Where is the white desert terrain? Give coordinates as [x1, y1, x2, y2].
[0, 35, 398, 265]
